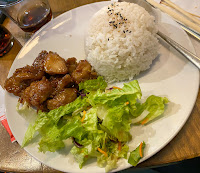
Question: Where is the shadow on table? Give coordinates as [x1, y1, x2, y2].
[120, 157, 200, 173]
[1, 157, 200, 173]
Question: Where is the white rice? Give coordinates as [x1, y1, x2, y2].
[85, 2, 159, 83]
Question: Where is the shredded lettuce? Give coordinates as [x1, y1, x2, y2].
[82, 107, 98, 131]
[89, 80, 142, 142]
[22, 97, 89, 147]
[128, 142, 146, 166]
[97, 141, 129, 172]
[70, 145, 90, 169]
[70, 131, 105, 168]
[39, 115, 87, 153]
[60, 116, 86, 141]
[131, 95, 169, 125]
[38, 125, 65, 153]
[87, 80, 142, 107]
[21, 77, 169, 172]
[100, 104, 132, 142]
[79, 76, 107, 93]
[22, 111, 49, 147]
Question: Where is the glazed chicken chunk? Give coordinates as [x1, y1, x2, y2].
[55, 74, 73, 93]
[44, 51, 68, 75]
[21, 77, 53, 110]
[4, 65, 44, 96]
[32, 50, 48, 70]
[49, 74, 74, 97]
[47, 88, 78, 110]
[4, 50, 98, 112]
[4, 76, 31, 97]
[66, 57, 78, 75]
[72, 60, 96, 84]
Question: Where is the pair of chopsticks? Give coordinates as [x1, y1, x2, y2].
[146, 0, 200, 40]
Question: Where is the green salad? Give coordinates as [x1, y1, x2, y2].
[20, 76, 169, 172]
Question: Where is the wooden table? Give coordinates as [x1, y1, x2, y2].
[1, 0, 200, 172]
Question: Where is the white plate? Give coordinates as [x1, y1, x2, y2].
[5, 1, 199, 173]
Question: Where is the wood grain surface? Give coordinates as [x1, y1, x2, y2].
[0, 40, 21, 87]
[1, 0, 200, 172]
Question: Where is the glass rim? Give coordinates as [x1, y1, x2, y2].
[0, 0, 23, 8]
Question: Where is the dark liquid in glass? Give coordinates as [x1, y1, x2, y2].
[0, 25, 13, 57]
[18, 6, 52, 33]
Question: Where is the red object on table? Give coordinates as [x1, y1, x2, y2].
[0, 114, 16, 142]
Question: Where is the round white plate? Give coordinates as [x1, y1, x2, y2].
[5, 1, 199, 173]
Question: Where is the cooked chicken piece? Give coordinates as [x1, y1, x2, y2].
[49, 75, 62, 89]
[49, 74, 74, 96]
[4, 76, 31, 96]
[47, 88, 77, 110]
[14, 65, 45, 81]
[71, 60, 95, 84]
[4, 65, 44, 96]
[21, 77, 53, 110]
[90, 70, 98, 79]
[32, 50, 48, 70]
[56, 74, 74, 92]
[44, 52, 68, 75]
[4, 50, 98, 112]
[66, 57, 78, 74]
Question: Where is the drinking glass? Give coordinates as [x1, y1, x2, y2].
[0, 0, 52, 33]
[0, 24, 13, 57]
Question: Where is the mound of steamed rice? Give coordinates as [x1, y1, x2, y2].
[85, 2, 159, 83]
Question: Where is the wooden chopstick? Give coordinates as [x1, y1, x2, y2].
[160, 1, 200, 19]
[162, 0, 200, 26]
[146, 0, 200, 33]
[187, 12, 200, 19]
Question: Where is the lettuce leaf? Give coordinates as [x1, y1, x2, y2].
[70, 131, 105, 168]
[60, 116, 86, 141]
[36, 107, 99, 153]
[86, 80, 142, 142]
[104, 144, 129, 172]
[38, 125, 65, 153]
[70, 127, 129, 172]
[89, 81, 142, 142]
[22, 111, 49, 147]
[128, 142, 145, 166]
[21, 77, 169, 172]
[37, 108, 100, 153]
[47, 97, 90, 124]
[82, 107, 98, 131]
[104, 154, 118, 172]
[22, 97, 89, 147]
[88, 80, 142, 107]
[132, 95, 169, 125]
[38, 115, 86, 153]
[100, 104, 132, 142]
[97, 141, 129, 172]
[79, 76, 107, 93]
[70, 146, 90, 169]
